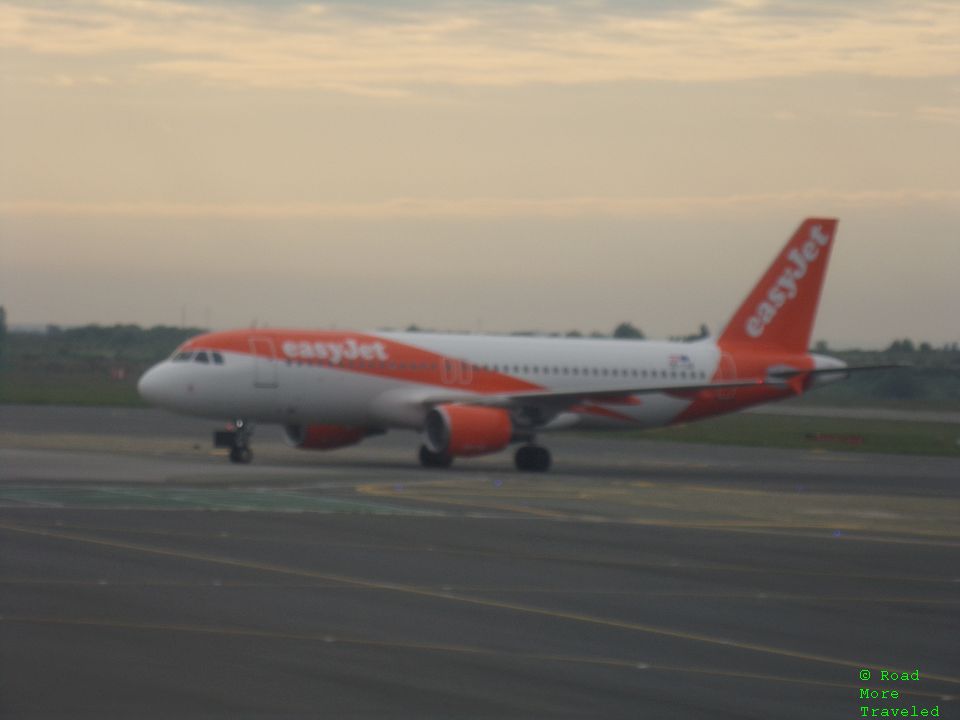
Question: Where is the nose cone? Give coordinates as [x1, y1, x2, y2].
[137, 363, 168, 406]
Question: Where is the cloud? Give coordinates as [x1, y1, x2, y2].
[2, 1, 958, 95]
[4, 189, 959, 220]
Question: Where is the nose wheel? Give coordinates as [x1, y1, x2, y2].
[229, 445, 253, 464]
[514, 444, 551, 472]
[214, 419, 254, 464]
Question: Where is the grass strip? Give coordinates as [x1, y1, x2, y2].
[599, 413, 960, 457]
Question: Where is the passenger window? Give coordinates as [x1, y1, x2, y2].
[194, 351, 209, 363]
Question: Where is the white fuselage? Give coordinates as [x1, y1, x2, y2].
[138, 329, 839, 433]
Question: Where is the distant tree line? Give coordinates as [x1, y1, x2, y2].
[40, 323, 205, 346]
[3, 323, 208, 372]
[407, 321, 709, 342]
[884, 338, 956, 354]
[814, 338, 960, 355]
[0, 306, 6, 361]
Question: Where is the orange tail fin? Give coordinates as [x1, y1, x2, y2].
[718, 218, 838, 354]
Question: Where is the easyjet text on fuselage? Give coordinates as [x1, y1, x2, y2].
[282, 338, 389, 364]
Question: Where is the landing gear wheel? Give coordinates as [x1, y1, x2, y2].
[419, 445, 453, 469]
[514, 444, 551, 472]
[218, 418, 254, 464]
[229, 445, 253, 464]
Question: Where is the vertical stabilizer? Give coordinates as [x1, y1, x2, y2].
[718, 218, 838, 354]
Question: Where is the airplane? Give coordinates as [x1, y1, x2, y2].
[138, 218, 891, 472]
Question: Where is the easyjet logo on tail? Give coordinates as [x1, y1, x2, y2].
[745, 224, 831, 338]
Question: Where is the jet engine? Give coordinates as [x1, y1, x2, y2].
[283, 424, 369, 450]
[425, 404, 512, 457]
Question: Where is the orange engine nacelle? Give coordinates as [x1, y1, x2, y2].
[425, 404, 512, 457]
[283, 424, 368, 451]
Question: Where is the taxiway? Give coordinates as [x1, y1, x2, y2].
[1, 405, 957, 718]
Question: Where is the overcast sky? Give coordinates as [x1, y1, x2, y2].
[1, 0, 958, 348]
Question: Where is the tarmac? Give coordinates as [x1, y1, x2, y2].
[1, 405, 958, 719]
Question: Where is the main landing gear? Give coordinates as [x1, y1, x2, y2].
[418, 443, 552, 471]
[214, 419, 254, 464]
[514, 444, 551, 473]
[419, 445, 453, 469]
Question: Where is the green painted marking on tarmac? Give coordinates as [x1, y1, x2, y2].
[0, 486, 436, 515]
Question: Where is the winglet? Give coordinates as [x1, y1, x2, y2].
[718, 218, 838, 354]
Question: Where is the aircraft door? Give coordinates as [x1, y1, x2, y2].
[249, 337, 279, 389]
[441, 358, 473, 385]
[716, 352, 737, 400]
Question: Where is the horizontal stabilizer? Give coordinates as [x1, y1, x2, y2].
[767, 364, 908, 379]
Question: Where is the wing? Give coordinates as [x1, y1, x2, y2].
[417, 364, 906, 420]
[377, 364, 908, 429]
[416, 378, 766, 411]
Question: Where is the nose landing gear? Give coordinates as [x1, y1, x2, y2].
[214, 419, 254, 464]
[229, 444, 253, 464]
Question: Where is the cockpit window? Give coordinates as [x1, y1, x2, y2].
[172, 349, 224, 364]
